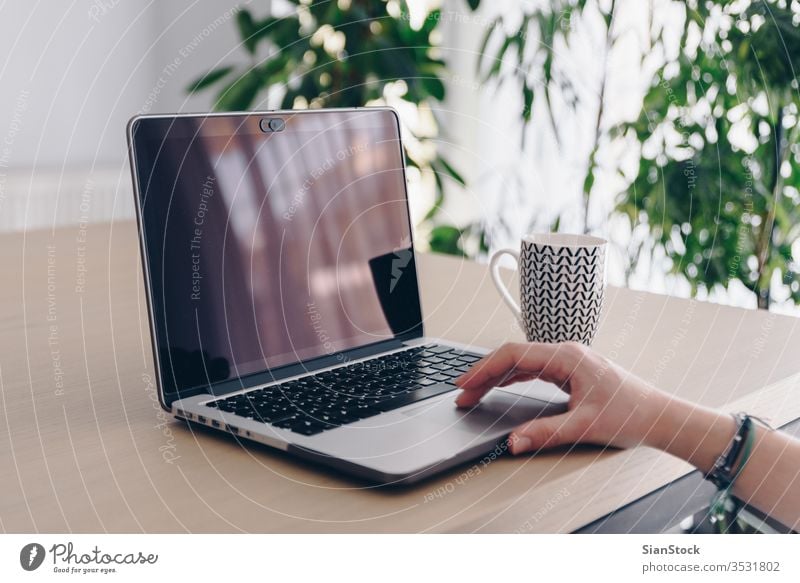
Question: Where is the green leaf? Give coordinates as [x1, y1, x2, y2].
[428, 225, 466, 256]
[433, 156, 466, 187]
[583, 167, 595, 196]
[425, 168, 446, 221]
[476, 18, 500, 76]
[522, 83, 534, 122]
[465, 0, 481, 10]
[236, 10, 258, 55]
[485, 34, 513, 81]
[186, 66, 235, 93]
[421, 8, 441, 36]
[420, 75, 446, 101]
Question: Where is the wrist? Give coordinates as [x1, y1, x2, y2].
[644, 395, 737, 474]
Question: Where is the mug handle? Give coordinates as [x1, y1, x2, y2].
[489, 248, 523, 327]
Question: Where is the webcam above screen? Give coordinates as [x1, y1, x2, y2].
[259, 117, 285, 132]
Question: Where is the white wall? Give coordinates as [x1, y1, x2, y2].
[0, 1, 255, 230]
[0, 0, 252, 168]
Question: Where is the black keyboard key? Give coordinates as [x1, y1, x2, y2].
[314, 411, 352, 426]
[271, 415, 300, 429]
[255, 410, 295, 424]
[343, 407, 378, 420]
[426, 346, 452, 354]
[293, 423, 326, 436]
[428, 373, 452, 383]
[394, 376, 417, 385]
[273, 416, 327, 436]
[342, 408, 375, 421]
[222, 402, 251, 414]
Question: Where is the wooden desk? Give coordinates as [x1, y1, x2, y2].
[1, 221, 799, 533]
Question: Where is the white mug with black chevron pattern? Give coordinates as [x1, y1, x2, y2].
[489, 233, 607, 345]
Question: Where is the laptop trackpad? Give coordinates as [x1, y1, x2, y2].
[400, 387, 568, 435]
[302, 385, 569, 479]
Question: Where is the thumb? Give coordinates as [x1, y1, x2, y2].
[508, 411, 583, 454]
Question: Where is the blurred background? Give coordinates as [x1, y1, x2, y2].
[1, 0, 799, 313]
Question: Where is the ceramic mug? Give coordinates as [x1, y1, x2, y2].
[489, 233, 607, 344]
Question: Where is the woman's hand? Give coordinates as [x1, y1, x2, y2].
[454, 342, 673, 454]
[454, 342, 800, 530]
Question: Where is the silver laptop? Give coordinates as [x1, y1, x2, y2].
[127, 107, 566, 485]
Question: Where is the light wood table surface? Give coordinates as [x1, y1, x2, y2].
[1, 221, 799, 533]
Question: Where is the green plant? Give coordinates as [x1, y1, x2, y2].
[478, 0, 800, 308]
[616, 0, 800, 308]
[187, 0, 484, 256]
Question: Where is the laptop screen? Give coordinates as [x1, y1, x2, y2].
[130, 109, 422, 396]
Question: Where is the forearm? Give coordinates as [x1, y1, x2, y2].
[646, 396, 800, 530]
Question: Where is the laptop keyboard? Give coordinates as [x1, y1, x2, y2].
[204, 344, 482, 436]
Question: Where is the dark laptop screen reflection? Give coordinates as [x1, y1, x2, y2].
[135, 111, 420, 395]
